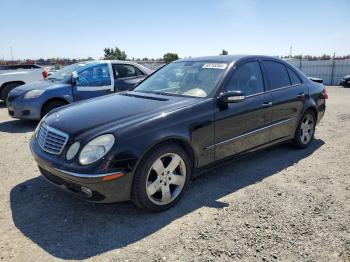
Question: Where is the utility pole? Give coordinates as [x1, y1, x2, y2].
[289, 46, 292, 58]
[330, 51, 336, 85]
[10, 46, 13, 60]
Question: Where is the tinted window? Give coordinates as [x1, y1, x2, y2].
[77, 63, 111, 86]
[287, 68, 302, 85]
[225, 61, 264, 96]
[114, 64, 144, 78]
[263, 61, 291, 90]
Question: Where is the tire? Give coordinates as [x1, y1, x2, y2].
[41, 100, 67, 118]
[1, 82, 22, 101]
[293, 110, 316, 149]
[131, 143, 192, 212]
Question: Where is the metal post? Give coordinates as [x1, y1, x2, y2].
[330, 52, 336, 85]
[10, 46, 13, 61]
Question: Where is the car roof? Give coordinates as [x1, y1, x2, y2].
[177, 55, 280, 63]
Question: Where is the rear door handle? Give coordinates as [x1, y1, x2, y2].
[297, 93, 306, 99]
[262, 101, 273, 107]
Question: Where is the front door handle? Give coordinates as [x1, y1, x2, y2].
[297, 93, 306, 99]
[262, 101, 273, 107]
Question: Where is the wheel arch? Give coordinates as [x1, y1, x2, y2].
[41, 97, 70, 117]
[303, 102, 318, 122]
[1, 81, 26, 90]
[135, 136, 197, 172]
[0, 81, 26, 99]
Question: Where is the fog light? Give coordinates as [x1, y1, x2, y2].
[81, 186, 92, 197]
[66, 142, 80, 160]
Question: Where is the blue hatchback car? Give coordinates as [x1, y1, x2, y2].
[7, 60, 152, 120]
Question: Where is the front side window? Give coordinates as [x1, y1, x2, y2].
[225, 61, 264, 96]
[114, 64, 144, 78]
[135, 61, 228, 97]
[77, 63, 111, 86]
[263, 61, 291, 90]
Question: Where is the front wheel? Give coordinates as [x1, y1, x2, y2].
[293, 111, 316, 148]
[41, 100, 67, 118]
[131, 143, 191, 212]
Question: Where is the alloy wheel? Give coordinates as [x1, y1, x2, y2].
[300, 114, 315, 144]
[146, 153, 186, 205]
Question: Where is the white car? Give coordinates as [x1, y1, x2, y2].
[0, 65, 46, 101]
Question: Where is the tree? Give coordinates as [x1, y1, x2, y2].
[220, 49, 228, 55]
[163, 53, 179, 64]
[103, 47, 127, 60]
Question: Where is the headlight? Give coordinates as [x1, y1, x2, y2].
[79, 134, 115, 165]
[24, 89, 45, 99]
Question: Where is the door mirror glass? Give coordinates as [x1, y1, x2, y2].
[218, 90, 246, 104]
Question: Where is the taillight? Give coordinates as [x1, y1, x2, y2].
[42, 70, 48, 78]
[323, 88, 328, 100]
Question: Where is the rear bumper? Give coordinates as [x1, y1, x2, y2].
[30, 137, 133, 203]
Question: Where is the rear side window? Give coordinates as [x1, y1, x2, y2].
[225, 61, 264, 96]
[263, 61, 291, 90]
[287, 68, 302, 85]
[113, 64, 144, 78]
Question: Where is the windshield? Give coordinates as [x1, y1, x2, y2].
[135, 61, 228, 97]
[48, 63, 86, 81]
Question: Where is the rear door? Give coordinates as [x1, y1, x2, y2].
[112, 64, 146, 92]
[261, 60, 307, 140]
[72, 63, 113, 101]
[214, 59, 273, 160]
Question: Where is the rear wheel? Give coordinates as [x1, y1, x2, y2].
[1, 82, 22, 101]
[41, 100, 67, 118]
[131, 143, 191, 212]
[293, 111, 316, 148]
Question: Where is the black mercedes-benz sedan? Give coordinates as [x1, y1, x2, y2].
[30, 55, 327, 212]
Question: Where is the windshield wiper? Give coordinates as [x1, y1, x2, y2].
[145, 91, 181, 97]
[47, 77, 60, 81]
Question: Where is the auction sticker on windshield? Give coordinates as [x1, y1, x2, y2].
[202, 63, 227, 69]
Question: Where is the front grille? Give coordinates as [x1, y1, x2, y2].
[37, 122, 69, 155]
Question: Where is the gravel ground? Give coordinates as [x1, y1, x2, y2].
[0, 86, 349, 262]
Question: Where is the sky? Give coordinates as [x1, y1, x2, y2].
[0, 0, 349, 60]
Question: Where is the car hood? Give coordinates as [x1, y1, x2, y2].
[13, 80, 70, 93]
[44, 92, 199, 136]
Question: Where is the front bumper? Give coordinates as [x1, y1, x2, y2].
[30, 137, 133, 203]
[7, 97, 42, 120]
[339, 79, 350, 87]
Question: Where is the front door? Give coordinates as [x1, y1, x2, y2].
[214, 60, 273, 160]
[73, 63, 113, 101]
[112, 64, 146, 92]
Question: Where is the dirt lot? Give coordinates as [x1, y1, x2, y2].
[0, 87, 349, 261]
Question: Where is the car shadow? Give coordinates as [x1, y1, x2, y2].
[0, 101, 6, 108]
[0, 119, 38, 133]
[10, 139, 324, 260]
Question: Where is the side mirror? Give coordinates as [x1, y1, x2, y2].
[71, 71, 78, 86]
[218, 90, 246, 104]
